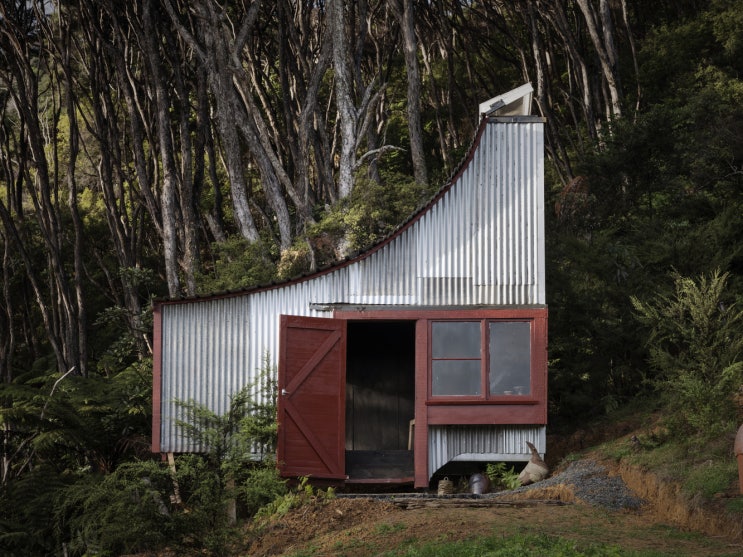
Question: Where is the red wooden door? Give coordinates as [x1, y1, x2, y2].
[277, 315, 347, 480]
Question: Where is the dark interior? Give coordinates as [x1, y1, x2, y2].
[345, 320, 415, 480]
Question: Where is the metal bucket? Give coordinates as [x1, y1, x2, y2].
[469, 472, 490, 495]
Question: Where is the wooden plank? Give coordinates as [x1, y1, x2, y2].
[391, 498, 570, 509]
[345, 450, 414, 480]
[278, 315, 347, 480]
[151, 306, 163, 453]
[167, 452, 182, 506]
[414, 319, 428, 488]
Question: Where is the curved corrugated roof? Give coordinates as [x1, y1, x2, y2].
[158, 115, 498, 306]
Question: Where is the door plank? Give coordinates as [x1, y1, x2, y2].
[278, 315, 347, 480]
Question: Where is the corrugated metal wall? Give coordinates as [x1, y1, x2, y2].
[428, 425, 547, 475]
[160, 296, 252, 452]
[158, 116, 545, 457]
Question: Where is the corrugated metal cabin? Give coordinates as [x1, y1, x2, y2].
[152, 84, 547, 489]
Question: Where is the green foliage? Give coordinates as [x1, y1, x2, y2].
[54, 460, 174, 557]
[0, 359, 154, 555]
[52, 457, 282, 557]
[683, 458, 737, 499]
[485, 462, 521, 490]
[545, 0, 743, 426]
[94, 266, 157, 375]
[37, 358, 284, 556]
[241, 460, 288, 517]
[168, 453, 243, 555]
[254, 476, 335, 521]
[595, 405, 738, 503]
[709, 0, 743, 71]
[382, 533, 641, 557]
[197, 236, 278, 294]
[375, 522, 407, 535]
[336, 173, 435, 251]
[546, 227, 650, 421]
[0, 465, 68, 556]
[631, 270, 743, 437]
[725, 497, 743, 514]
[165, 359, 284, 553]
[294, 173, 435, 274]
[0, 359, 152, 481]
[175, 355, 278, 464]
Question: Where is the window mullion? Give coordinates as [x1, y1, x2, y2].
[481, 319, 488, 399]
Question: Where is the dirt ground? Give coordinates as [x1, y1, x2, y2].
[242, 413, 743, 556]
[244, 459, 743, 557]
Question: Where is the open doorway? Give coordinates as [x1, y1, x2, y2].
[345, 320, 416, 481]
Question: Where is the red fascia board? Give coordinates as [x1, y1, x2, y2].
[151, 304, 163, 453]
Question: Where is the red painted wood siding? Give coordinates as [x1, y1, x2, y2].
[335, 307, 547, 487]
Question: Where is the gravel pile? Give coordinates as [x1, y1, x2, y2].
[338, 459, 645, 511]
[509, 459, 646, 511]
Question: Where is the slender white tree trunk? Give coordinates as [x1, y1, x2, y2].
[330, 0, 357, 199]
[390, 0, 428, 185]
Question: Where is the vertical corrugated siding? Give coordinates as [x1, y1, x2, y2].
[247, 269, 350, 378]
[428, 425, 546, 475]
[158, 118, 545, 454]
[160, 270, 350, 452]
[412, 120, 543, 305]
[160, 296, 251, 452]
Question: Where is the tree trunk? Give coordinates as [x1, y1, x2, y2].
[0, 229, 14, 385]
[389, 0, 428, 185]
[540, 3, 599, 141]
[576, 0, 622, 118]
[212, 71, 261, 243]
[525, 1, 573, 183]
[0, 3, 79, 374]
[194, 63, 227, 243]
[143, 0, 181, 297]
[620, 0, 642, 115]
[76, 0, 153, 358]
[230, 75, 294, 250]
[163, 20, 200, 296]
[61, 35, 89, 376]
[330, 0, 357, 200]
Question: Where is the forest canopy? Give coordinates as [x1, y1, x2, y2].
[1, 0, 742, 554]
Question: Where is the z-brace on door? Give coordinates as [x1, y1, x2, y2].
[277, 315, 347, 480]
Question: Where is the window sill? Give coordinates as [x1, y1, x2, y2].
[426, 398, 539, 405]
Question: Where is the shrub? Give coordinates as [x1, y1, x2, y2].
[196, 236, 278, 294]
[303, 173, 436, 266]
[51, 359, 286, 556]
[486, 462, 521, 490]
[683, 458, 737, 499]
[241, 459, 288, 517]
[631, 269, 743, 438]
[54, 460, 174, 556]
[255, 476, 334, 521]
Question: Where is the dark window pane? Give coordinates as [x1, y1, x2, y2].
[431, 321, 481, 358]
[489, 322, 531, 395]
[432, 360, 481, 395]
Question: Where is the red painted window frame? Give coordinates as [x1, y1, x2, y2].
[427, 317, 540, 404]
